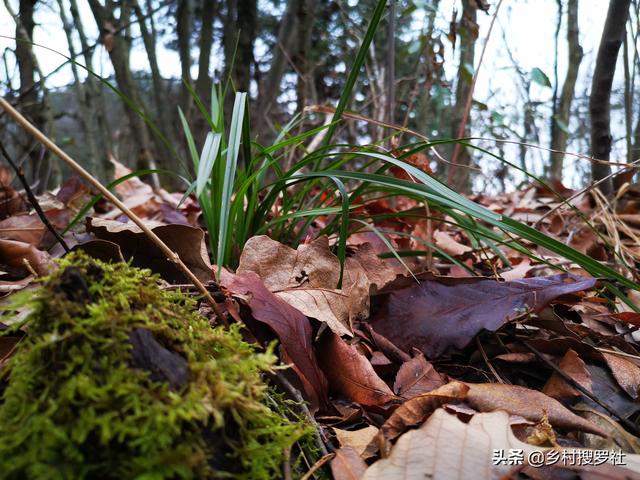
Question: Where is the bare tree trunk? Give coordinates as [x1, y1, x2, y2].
[88, 0, 160, 187]
[222, 0, 256, 124]
[6, 0, 54, 188]
[195, 0, 217, 106]
[449, 0, 479, 192]
[132, 0, 173, 146]
[177, 0, 193, 112]
[590, 0, 631, 195]
[294, 0, 316, 115]
[69, 0, 112, 170]
[56, 0, 100, 179]
[549, 0, 583, 180]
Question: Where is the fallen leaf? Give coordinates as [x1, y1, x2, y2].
[223, 271, 328, 411]
[370, 274, 597, 358]
[238, 236, 394, 335]
[363, 410, 540, 480]
[86, 217, 212, 283]
[542, 349, 593, 401]
[334, 425, 379, 456]
[433, 230, 472, 256]
[393, 353, 445, 398]
[318, 332, 397, 407]
[374, 381, 469, 455]
[465, 383, 608, 437]
[331, 447, 367, 480]
[0, 238, 52, 276]
[602, 352, 640, 399]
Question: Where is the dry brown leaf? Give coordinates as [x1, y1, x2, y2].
[433, 230, 472, 256]
[573, 403, 640, 453]
[374, 381, 469, 456]
[331, 447, 367, 480]
[0, 238, 53, 276]
[393, 353, 445, 398]
[602, 352, 640, 399]
[238, 236, 394, 335]
[542, 349, 593, 401]
[465, 383, 608, 437]
[334, 425, 379, 456]
[86, 217, 212, 283]
[364, 409, 640, 480]
[318, 332, 397, 407]
[363, 410, 539, 480]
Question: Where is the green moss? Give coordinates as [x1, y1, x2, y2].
[0, 252, 307, 479]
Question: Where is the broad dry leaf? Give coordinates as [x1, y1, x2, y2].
[374, 381, 469, 456]
[86, 217, 211, 283]
[331, 447, 367, 480]
[318, 332, 397, 407]
[238, 235, 394, 335]
[223, 271, 329, 411]
[363, 410, 539, 480]
[370, 274, 597, 358]
[393, 353, 445, 398]
[364, 409, 640, 480]
[433, 230, 472, 256]
[602, 352, 640, 400]
[0, 238, 52, 276]
[465, 383, 608, 436]
[334, 425, 379, 456]
[542, 348, 593, 401]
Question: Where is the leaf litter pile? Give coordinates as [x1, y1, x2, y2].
[3, 163, 640, 478]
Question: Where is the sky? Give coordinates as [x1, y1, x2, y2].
[0, 1, 631, 188]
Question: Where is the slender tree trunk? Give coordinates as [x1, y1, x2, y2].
[256, 0, 302, 138]
[7, 0, 54, 188]
[590, 0, 631, 195]
[549, 0, 583, 180]
[222, 0, 256, 123]
[88, 0, 160, 187]
[449, 0, 479, 192]
[69, 0, 112, 169]
[56, 0, 100, 179]
[294, 0, 316, 114]
[195, 0, 217, 106]
[132, 0, 173, 146]
[177, 0, 193, 112]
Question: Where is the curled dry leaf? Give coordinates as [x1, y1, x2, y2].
[465, 383, 608, 437]
[317, 332, 397, 407]
[370, 274, 597, 358]
[363, 410, 540, 480]
[334, 425, 379, 457]
[542, 348, 593, 401]
[374, 381, 469, 456]
[364, 409, 640, 480]
[393, 352, 445, 398]
[433, 230, 473, 256]
[238, 235, 395, 336]
[331, 446, 367, 480]
[601, 352, 640, 400]
[0, 238, 52, 277]
[86, 217, 212, 283]
[223, 271, 329, 411]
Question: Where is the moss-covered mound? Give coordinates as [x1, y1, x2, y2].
[0, 252, 305, 479]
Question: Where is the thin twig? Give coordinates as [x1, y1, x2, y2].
[521, 340, 640, 436]
[299, 453, 335, 480]
[476, 337, 506, 384]
[0, 96, 225, 319]
[0, 141, 70, 253]
[269, 371, 330, 457]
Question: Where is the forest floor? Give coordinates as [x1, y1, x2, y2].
[3, 161, 640, 479]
